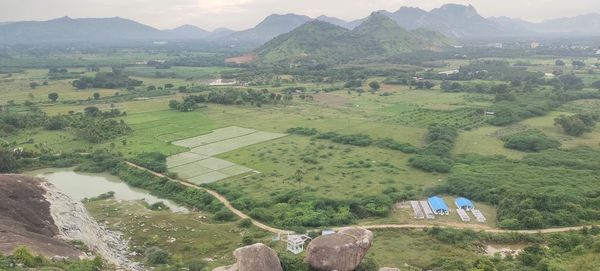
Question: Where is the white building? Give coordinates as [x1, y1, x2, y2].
[286, 234, 311, 254]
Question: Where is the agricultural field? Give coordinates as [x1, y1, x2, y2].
[3, 45, 600, 271]
[167, 126, 285, 184]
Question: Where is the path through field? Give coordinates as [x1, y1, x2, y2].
[125, 161, 598, 235]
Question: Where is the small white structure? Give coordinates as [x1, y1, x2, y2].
[438, 70, 459, 76]
[410, 201, 425, 219]
[287, 234, 311, 254]
[209, 78, 237, 86]
[456, 208, 471, 222]
[472, 209, 487, 223]
[321, 230, 335, 236]
[419, 200, 435, 219]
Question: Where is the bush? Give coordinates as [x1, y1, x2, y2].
[214, 207, 236, 221]
[409, 155, 453, 173]
[144, 246, 170, 265]
[239, 218, 252, 228]
[130, 152, 168, 173]
[502, 129, 561, 152]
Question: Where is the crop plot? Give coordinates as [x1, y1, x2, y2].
[379, 108, 486, 129]
[190, 131, 286, 156]
[172, 126, 256, 148]
[167, 126, 286, 185]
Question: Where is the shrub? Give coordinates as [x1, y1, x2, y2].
[214, 207, 236, 221]
[409, 155, 453, 173]
[502, 129, 561, 152]
[239, 218, 252, 228]
[144, 246, 170, 265]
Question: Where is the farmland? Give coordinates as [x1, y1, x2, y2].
[2, 45, 600, 271]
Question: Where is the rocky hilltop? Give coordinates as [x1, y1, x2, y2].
[0, 174, 82, 258]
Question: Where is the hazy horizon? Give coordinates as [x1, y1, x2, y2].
[1, 0, 600, 31]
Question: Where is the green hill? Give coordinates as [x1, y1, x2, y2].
[256, 12, 454, 65]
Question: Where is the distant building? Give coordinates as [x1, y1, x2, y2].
[321, 230, 335, 236]
[455, 197, 475, 211]
[530, 42, 540, 49]
[544, 73, 556, 78]
[428, 196, 449, 215]
[596, 49, 600, 55]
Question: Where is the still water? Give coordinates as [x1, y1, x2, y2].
[27, 168, 188, 213]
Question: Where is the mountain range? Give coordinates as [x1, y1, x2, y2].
[0, 4, 599, 45]
[256, 13, 454, 65]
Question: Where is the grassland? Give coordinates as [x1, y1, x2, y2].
[85, 199, 271, 269]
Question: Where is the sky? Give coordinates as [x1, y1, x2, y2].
[0, 0, 599, 31]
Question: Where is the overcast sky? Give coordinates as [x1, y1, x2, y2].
[1, 0, 599, 31]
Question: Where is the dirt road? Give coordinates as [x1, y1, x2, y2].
[124, 161, 598, 235]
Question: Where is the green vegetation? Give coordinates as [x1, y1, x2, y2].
[0, 246, 104, 271]
[501, 129, 561, 152]
[554, 113, 598, 136]
[72, 71, 143, 89]
[441, 149, 600, 229]
[2, 38, 600, 270]
[409, 125, 458, 173]
[257, 13, 452, 65]
[129, 152, 168, 173]
[287, 127, 416, 153]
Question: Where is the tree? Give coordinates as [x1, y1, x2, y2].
[554, 114, 597, 136]
[555, 59, 565, 66]
[93, 92, 100, 100]
[572, 60, 586, 68]
[368, 81, 380, 91]
[0, 148, 17, 173]
[29, 82, 39, 89]
[164, 83, 174, 89]
[592, 80, 600, 90]
[84, 106, 100, 117]
[48, 92, 59, 102]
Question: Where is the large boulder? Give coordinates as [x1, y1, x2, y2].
[306, 227, 374, 271]
[213, 243, 282, 271]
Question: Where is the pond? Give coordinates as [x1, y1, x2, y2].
[26, 168, 188, 213]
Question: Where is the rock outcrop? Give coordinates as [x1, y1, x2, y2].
[0, 175, 82, 258]
[306, 227, 374, 271]
[213, 243, 282, 271]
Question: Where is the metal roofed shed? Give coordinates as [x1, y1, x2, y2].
[455, 197, 475, 211]
[428, 196, 449, 215]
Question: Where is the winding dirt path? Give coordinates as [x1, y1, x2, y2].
[124, 161, 598, 235]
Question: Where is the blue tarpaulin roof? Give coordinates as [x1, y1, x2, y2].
[428, 196, 449, 212]
[455, 197, 474, 209]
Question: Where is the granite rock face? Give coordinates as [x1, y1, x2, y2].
[213, 243, 282, 271]
[306, 227, 374, 271]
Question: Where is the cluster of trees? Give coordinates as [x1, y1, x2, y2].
[554, 113, 598, 136]
[47, 68, 81, 80]
[442, 148, 600, 229]
[169, 89, 294, 112]
[207, 182, 413, 228]
[409, 125, 457, 173]
[72, 71, 142, 89]
[422, 227, 600, 271]
[129, 152, 168, 173]
[1, 105, 130, 143]
[488, 99, 560, 126]
[0, 246, 103, 271]
[286, 127, 416, 153]
[501, 129, 561, 152]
